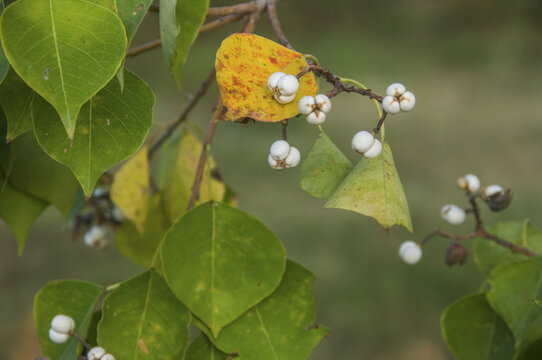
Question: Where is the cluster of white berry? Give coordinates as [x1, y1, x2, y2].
[267, 72, 300, 104]
[268, 140, 301, 169]
[84, 225, 109, 249]
[351, 131, 383, 159]
[48, 314, 75, 344]
[398, 241, 422, 264]
[298, 94, 332, 124]
[382, 83, 416, 114]
[87, 346, 116, 360]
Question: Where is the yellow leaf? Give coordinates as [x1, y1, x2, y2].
[216, 33, 318, 122]
[110, 147, 150, 233]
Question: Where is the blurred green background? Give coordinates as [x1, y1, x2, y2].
[2, 0, 542, 359]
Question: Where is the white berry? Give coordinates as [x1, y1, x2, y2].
[284, 147, 301, 168]
[314, 94, 331, 113]
[382, 96, 401, 114]
[49, 328, 70, 344]
[306, 110, 326, 125]
[351, 131, 375, 154]
[298, 95, 315, 115]
[268, 153, 283, 169]
[464, 174, 480, 192]
[386, 83, 406, 97]
[441, 204, 467, 225]
[274, 93, 296, 104]
[101, 354, 115, 360]
[267, 72, 285, 90]
[362, 139, 383, 159]
[485, 185, 504, 197]
[84, 225, 108, 248]
[51, 315, 75, 334]
[277, 75, 299, 96]
[399, 91, 416, 112]
[269, 140, 290, 160]
[399, 241, 422, 264]
[88, 347, 106, 360]
[112, 206, 125, 222]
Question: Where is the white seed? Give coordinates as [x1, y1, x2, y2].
[464, 174, 480, 192]
[277, 74, 299, 96]
[441, 204, 467, 225]
[267, 71, 285, 90]
[84, 225, 107, 248]
[306, 111, 326, 125]
[485, 185, 504, 197]
[386, 83, 406, 97]
[101, 354, 115, 360]
[51, 315, 75, 334]
[49, 329, 70, 344]
[112, 206, 125, 222]
[351, 131, 375, 154]
[398, 241, 422, 264]
[298, 95, 315, 115]
[363, 139, 383, 159]
[268, 153, 283, 169]
[399, 91, 416, 112]
[269, 140, 290, 160]
[382, 96, 401, 114]
[284, 147, 301, 168]
[314, 94, 332, 113]
[87, 346, 106, 360]
[274, 93, 296, 104]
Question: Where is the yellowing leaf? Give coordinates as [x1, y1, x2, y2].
[216, 33, 317, 122]
[111, 147, 149, 233]
[324, 142, 413, 232]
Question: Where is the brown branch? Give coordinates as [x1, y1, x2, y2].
[266, 0, 294, 50]
[199, 13, 246, 33]
[281, 120, 288, 141]
[125, 39, 161, 57]
[207, 2, 260, 16]
[372, 111, 388, 135]
[68, 330, 91, 351]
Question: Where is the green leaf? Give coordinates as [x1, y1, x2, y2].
[185, 333, 231, 360]
[0, 0, 127, 138]
[300, 129, 352, 198]
[34, 280, 104, 360]
[473, 221, 542, 276]
[115, 194, 171, 270]
[160, 0, 209, 86]
[324, 142, 413, 232]
[98, 271, 191, 359]
[0, 68, 34, 141]
[159, 128, 225, 223]
[0, 0, 9, 84]
[116, 0, 153, 44]
[1, 132, 80, 220]
[487, 257, 542, 351]
[161, 201, 286, 338]
[196, 261, 329, 359]
[32, 69, 154, 197]
[441, 293, 515, 360]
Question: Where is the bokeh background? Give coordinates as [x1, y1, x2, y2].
[2, 0, 542, 359]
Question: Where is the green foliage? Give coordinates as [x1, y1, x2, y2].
[300, 128, 352, 198]
[441, 293, 515, 360]
[34, 280, 104, 360]
[0, 0, 127, 138]
[161, 201, 286, 337]
[0, 0, 7, 84]
[0, 68, 33, 140]
[185, 334, 231, 360]
[32, 69, 154, 196]
[98, 271, 191, 359]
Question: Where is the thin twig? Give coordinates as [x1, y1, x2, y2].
[199, 13, 246, 33]
[69, 331, 91, 351]
[372, 112, 388, 135]
[266, 0, 294, 50]
[281, 120, 288, 141]
[207, 2, 260, 16]
[126, 39, 161, 57]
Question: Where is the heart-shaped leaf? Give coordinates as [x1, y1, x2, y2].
[0, 0, 127, 138]
[301, 129, 352, 198]
[216, 33, 318, 122]
[161, 201, 286, 338]
[0, 68, 34, 141]
[32, 69, 154, 197]
[98, 271, 191, 359]
[324, 142, 413, 232]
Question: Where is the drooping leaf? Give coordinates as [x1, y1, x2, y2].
[324, 142, 413, 232]
[1, 132, 80, 220]
[216, 33, 318, 122]
[196, 261, 329, 360]
[0, 0, 9, 84]
[441, 293, 515, 360]
[300, 129, 352, 198]
[0, 68, 34, 141]
[115, 194, 170, 270]
[161, 201, 286, 338]
[184, 333, 231, 360]
[111, 147, 149, 233]
[98, 271, 191, 360]
[0, 0, 127, 138]
[32, 69, 154, 197]
[159, 128, 225, 223]
[159, 0, 177, 71]
[487, 257, 542, 351]
[34, 280, 104, 360]
[473, 220, 542, 276]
